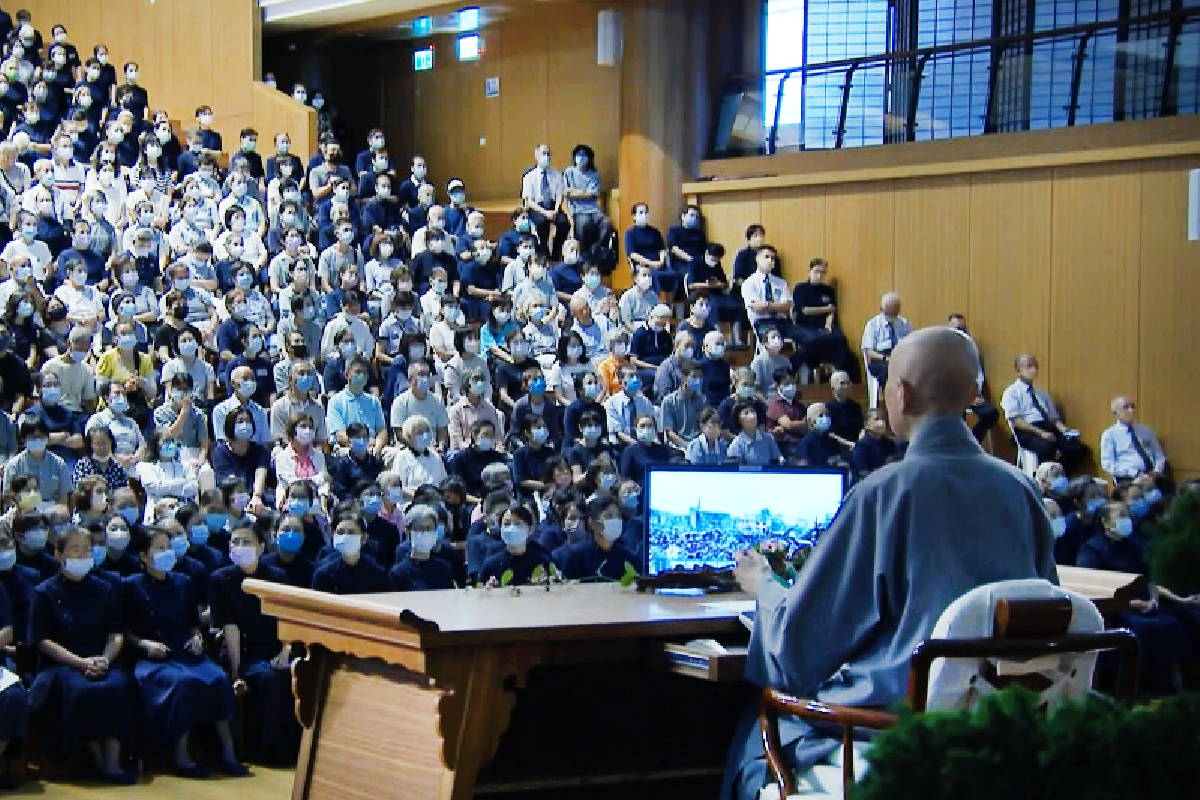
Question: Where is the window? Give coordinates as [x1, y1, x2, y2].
[764, 0, 805, 130]
[457, 34, 480, 61]
[458, 6, 480, 31]
[414, 47, 434, 72]
[412, 15, 432, 37]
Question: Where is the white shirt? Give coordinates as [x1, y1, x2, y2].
[740, 271, 791, 326]
[861, 313, 912, 355]
[1099, 421, 1166, 478]
[391, 447, 447, 491]
[520, 165, 565, 209]
[1000, 379, 1059, 424]
[319, 313, 374, 362]
[1, 238, 53, 281]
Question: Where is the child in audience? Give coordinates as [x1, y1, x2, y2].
[122, 525, 248, 777]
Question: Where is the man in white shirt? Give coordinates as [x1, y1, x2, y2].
[860, 292, 912, 387]
[520, 143, 568, 259]
[999, 353, 1090, 475]
[741, 245, 805, 351]
[604, 364, 655, 447]
[1099, 395, 1167, 482]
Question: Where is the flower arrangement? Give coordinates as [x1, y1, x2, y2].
[755, 538, 814, 587]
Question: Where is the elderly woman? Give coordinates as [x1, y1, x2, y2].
[274, 413, 329, 509]
[390, 414, 446, 499]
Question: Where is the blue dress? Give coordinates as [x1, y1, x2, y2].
[208, 563, 299, 760]
[552, 539, 639, 581]
[0, 581, 30, 742]
[28, 574, 138, 762]
[120, 572, 234, 744]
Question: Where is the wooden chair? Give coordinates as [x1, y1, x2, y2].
[760, 583, 1140, 799]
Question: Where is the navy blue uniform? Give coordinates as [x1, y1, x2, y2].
[508, 396, 564, 447]
[28, 574, 138, 763]
[447, 447, 508, 500]
[208, 563, 299, 761]
[16, 547, 58, 582]
[1055, 512, 1099, 568]
[0, 581, 30, 743]
[329, 451, 385, 499]
[827, 399, 865, 444]
[798, 432, 847, 467]
[389, 554, 456, 591]
[466, 525, 505, 580]
[0, 562, 39, 645]
[619, 441, 675, 483]
[478, 541, 552, 586]
[701, 357, 732, 409]
[849, 434, 898, 476]
[310, 554, 390, 595]
[120, 572, 234, 744]
[259, 551, 316, 589]
[552, 538, 639, 581]
[624, 225, 672, 293]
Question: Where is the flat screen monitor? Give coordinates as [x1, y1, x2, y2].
[643, 465, 848, 576]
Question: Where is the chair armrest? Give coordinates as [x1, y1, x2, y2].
[759, 689, 898, 798]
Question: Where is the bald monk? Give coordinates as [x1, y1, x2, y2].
[722, 326, 1059, 800]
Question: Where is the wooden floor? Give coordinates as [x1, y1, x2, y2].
[12, 767, 294, 799]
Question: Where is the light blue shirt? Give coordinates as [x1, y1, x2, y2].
[326, 388, 386, 441]
[211, 397, 271, 445]
[685, 434, 727, 465]
[1099, 421, 1166, 478]
[727, 430, 782, 466]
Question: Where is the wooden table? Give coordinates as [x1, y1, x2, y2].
[245, 582, 752, 800]
[245, 568, 1138, 800]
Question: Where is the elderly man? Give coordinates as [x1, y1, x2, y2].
[1100, 396, 1167, 483]
[211, 365, 270, 445]
[723, 327, 1057, 800]
[570, 294, 613, 363]
[521, 143, 568, 259]
[1000, 353, 1090, 475]
[860, 292, 911, 390]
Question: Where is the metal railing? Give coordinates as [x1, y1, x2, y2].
[713, 6, 1200, 156]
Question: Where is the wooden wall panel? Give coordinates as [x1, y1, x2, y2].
[759, 187, 827, 286]
[966, 171, 1052, 409]
[823, 183, 896, 352]
[698, 191, 762, 268]
[1048, 165, 1142, 454]
[25, 0, 257, 143]
[1138, 160, 1200, 474]
[892, 176, 971, 329]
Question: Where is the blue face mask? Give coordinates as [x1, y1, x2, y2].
[624, 375, 641, 393]
[361, 494, 383, 516]
[1050, 516, 1067, 538]
[620, 493, 640, 510]
[205, 512, 229, 532]
[1112, 517, 1134, 538]
[530, 377, 547, 394]
[90, 544, 107, 567]
[686, 377, 703, 393]
[287, 498, 310, 517]
[1050, 476, 1068, 494]
[1129, 499, 1150, 519]
[0, 548, 16, 571]
[1085, 497, 1105, 515]
[350, 437, 369, 456]
[173, 534, 192, 557]
[1144, 488, 1163, 505]
[276, 529, 304, 554]
[152, 549, 177, 573]
[295, 374, 315, 392]
[118, 506, 140, 525]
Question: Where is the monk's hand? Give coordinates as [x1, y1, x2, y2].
[733, 549, 772, 596]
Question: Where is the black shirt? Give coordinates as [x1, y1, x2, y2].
[792, 281, 839, 329]
[0, 351, 33, 411]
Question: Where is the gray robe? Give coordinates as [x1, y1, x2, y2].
[722, 415, 1058, 800]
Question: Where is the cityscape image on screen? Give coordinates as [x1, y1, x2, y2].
[645, 469, 845, 575]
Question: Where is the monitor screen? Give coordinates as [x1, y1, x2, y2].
[643, 466, 847, 575]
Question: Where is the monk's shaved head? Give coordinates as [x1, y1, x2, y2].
[885, 327, 980, 438]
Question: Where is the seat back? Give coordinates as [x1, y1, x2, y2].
[1004, 414, 1039, 476]
[915, 579, 1111, 713]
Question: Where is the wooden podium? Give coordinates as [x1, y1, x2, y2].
[245, 568, 1138, 800]
[244, 581, 753, 800]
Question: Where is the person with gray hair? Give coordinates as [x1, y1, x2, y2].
[654, 328, 698, 399]
[389, 359, 449, 449]
[388, 503, 457, 592]
[860, 291, 911, 388]
[1100, 394, 1167, 483]
[41, 325, 98, 413]
[725, 327, 1057, 800]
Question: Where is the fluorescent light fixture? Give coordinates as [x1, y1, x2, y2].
[414, 46, 434, 71]
[413, 15, 432, 36]
[459, 6, 480, 31]
[458, 33, 480, 61]
[261, 0, 380, 23]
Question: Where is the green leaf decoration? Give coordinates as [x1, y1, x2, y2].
[549, 562, 562, 580]
[531, 564, 545, 583]
[500, 569, 514, 588]
[619, 562, 639, 588]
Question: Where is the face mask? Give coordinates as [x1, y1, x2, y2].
[276, 529, 303, 554]
[0, 548, 15, 570]
[361, 493, 383, 515]
[737, 385, 756, 400]
[90, 543, 108, 566]
[234, 420, 255, 441]
[229, 544, 258, 569]
[624, 375, 641, 394]
[294, 374, 315, 393]
[151, 549, 178, 573]
[1111, 517, 1134, 538]
[17, 300, 33, 318]
[583, 383, 602, 400]
[386, 486, 405, 503]
[247, 336, 263, 354]
[109, 394, 129, 413]
[286, 497, 310, 517]
[20, 226, 36, 241]
[106, 527, 131, 552]
[494, 310, 511, 324]
[566, 345, 583, 359]
[179, 341, 198, 358]
[185, 523, 210, 546]
[15, 264, 32, 282]
[1129, 499, 1150, 519]
[414, 431, 434, 450]
[501, 525, 528, 549]
[636, 427, 656, 444]
[294, 91, 307, 103]
[470, 380, 487, 396]
[585, 274, 602, 289]
[294, 426, 315, 445]
[709, 344, 726, 359]
[63, 557, 94, 580]
[413, 165, 427, 180]
[160, 441, 180, 460]
[118, 506, 139, 525]
[242, 139, 257, 153]
[169, 388, 185, 405]
[349, 436, 370, 457]
[531, 427, 549, 444]
[464, 339, 480, 355]
[411, 530, 438, 554]
[339, 341, 357, 360]
[409, 346, 426, 360]
[1085, 498, 1105, 515]
[23, 528, 48, 550]
[600, 517, 623, 542]
[599, 473, 618, 489]
[686, 377, 704, 393]
[582, 425, 602, 441]
[1050, 476, 1068, 494]
[334, 532, 362, 558]
[41, 386, 62, 405]
[313, 97, 325, 109]
[612, 343, 628, 357]
[813, 416, 832, 434]
[1144, 488, 1163, 505]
